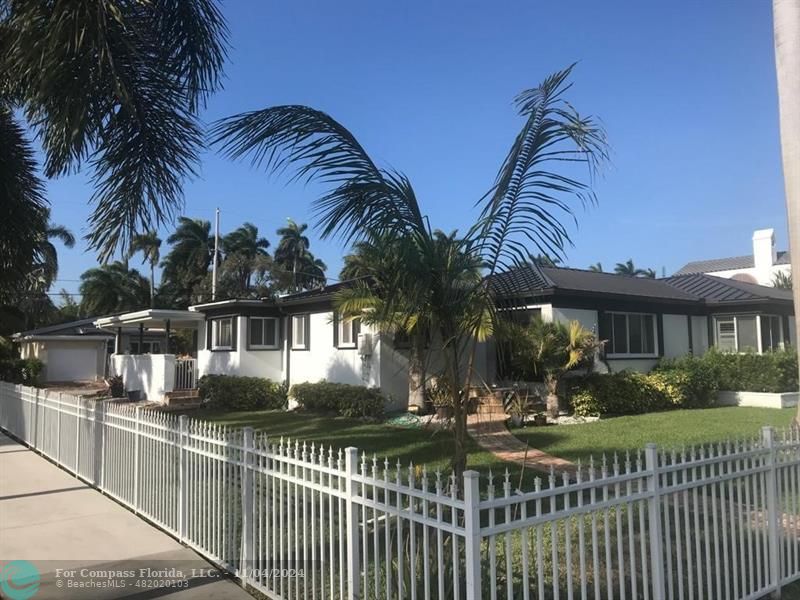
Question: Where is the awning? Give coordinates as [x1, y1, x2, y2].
[93, 309, 204, 331]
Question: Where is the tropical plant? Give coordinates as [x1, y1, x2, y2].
[273, 219, 327, 291]
[588, 262, 603, 272]
[614, 259, 653, 278]
[160, 217, 215, 307]
[79, 263, 150, 315]
[772, 270, 793, 290]
[773, 0, 800, 424]
[127, 231, 162, 308]
[222, 222, 270, 292]
[513, 318, 600, 418]
[529, 254, 561, 267]
[211, 64, 607, 478]
[0, 1, 228, 262]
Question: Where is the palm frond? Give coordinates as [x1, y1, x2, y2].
[474, 64, 608, 274]
[210, 106, 427, 243]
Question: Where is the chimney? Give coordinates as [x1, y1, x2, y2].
[752, 228, 776, 273]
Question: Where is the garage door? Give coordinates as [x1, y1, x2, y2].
[46, 346, 100, 382]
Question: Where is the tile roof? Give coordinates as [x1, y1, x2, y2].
[675, 251, 791, 275]
[662, 273, 794, 304]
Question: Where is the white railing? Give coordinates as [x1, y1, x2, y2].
[174, 358, 197, 391]
[1, 381, 799, 600]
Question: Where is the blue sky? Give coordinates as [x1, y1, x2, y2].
[44, 0, 786, 299]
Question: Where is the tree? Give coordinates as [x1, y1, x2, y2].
[273, 220, 327, 291]
[160, 217, 215, 307]
[614, 259, 653, 277]
[0, 1, 228, 263]
[26, 208, 76, 292]
[529, 254, 561, 267]
[588, 262, 603, 272]
[212, 65, 607, 479]
[772, 0, 800, 424]
[128, 232, 162, 308]
[515, 318, 599, 418]
[772, 271, 793, 289]
[222, 222, 270, 293]
[79, 263, 150, 315]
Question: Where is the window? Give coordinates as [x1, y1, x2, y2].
[716, 314, 783, 353]
[129, 341, 161, 354]
[760, 315, 783, 352]
[602, 312, 656, 356]
[249, 317, 279, 349]
[337, 315, 358, 349]
[292, 314, 309, 350]
[211, 317, 234, 350]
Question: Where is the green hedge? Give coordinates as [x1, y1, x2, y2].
[198, 375, 287, 410]
[290, 381, 385, 419]
[569, 368, 718, 417]
[656, 349, 798, 393]
[0, 358, 43, 385]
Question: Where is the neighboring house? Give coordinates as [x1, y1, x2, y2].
[490, 264, 796, 374]
[675, 228, 792, 286]
[13, 318, 113, 383]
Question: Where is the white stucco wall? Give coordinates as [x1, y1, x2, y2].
[287, 311, 380, 389]
[21, 339, 107, 382]
[197, 317, 283, 381]
[112, 354, 175, 401]
[706, 264, 791, 287]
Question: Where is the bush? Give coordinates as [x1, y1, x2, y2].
[198, 375, 287, 410]
[0, 358, 43, 385]
[656, 349, 798, 394]
[291, 381, 385, 419]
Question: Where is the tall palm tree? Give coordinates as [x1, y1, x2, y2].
[0, 2, 228, 263]
[212, 65, 607, 478]
[222, 222, 270, 292]
[529, 253, 561, 267]
[274, 219, 312, 291]
[79, 263, 150, 315]
[588, 262, 603, 272]
[161, 217, 214, 306]
[773, 0, 800, 424]
[25, 207, 77, 292]
[614, 259, 652, 277]
[128, 232, 163, 308]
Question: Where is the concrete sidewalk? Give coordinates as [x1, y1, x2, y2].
[0, 432, 252, 599]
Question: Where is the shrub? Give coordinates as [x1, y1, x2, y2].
[198, 375, 287, 410]
[0, 358, 43, 385]
[569, 371, 670, 417]
[291, 381, 385, 419]
[656, 349, 797, 394]
[107, 375, 124, 398]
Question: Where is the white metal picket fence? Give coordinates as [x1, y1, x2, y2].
[1, 381, 799, 600]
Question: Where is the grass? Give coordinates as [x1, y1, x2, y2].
[512, 406, 797, 464]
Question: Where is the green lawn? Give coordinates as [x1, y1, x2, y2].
[182, 405, 797, 489]
[512, 406, 796, 465]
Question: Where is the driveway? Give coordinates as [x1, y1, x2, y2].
[0, 432, 252, 599]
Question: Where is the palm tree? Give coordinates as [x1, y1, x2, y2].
[32, 208, 76, 291]
[614, 259, 653, 277]
[212, 64, 607, 478]
[642, 268, 657, 279]
[161, 217, 214, 307]
[0, 2, 228, 263]
[529, 254, 561, 267]
[127, 232, 162, 308]
[772, 271, 793, 290]
[79, 263, 150, 315]
[274, 220, 316, 291]
[588, 262, 603, 272]
[222, 222, 270, 292]
[773, 0, 800, 424]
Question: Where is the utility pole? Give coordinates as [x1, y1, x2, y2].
[212, 207, 220, 301]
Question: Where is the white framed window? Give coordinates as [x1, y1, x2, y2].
[337, 315, 358, 349]
[715, 314, 782, 353]
[603, 312, 657, 357]
[249, 317, 279, 349]
[292, 314, 309, 350]
[211, 317, 234, 350]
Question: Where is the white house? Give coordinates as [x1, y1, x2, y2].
[675, 228, 792, 286]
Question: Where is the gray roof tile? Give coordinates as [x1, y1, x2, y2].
[675, 251, 790, 275]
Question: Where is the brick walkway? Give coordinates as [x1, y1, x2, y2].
[466, 411, 575, 475]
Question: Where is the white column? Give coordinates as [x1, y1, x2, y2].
[645, 444, 666, 600]
[344, 447, 361, 600]
[464, 470, 482, 600]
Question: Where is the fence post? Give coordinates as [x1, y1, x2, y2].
[75, 397, 81, 475]
[240, 427, 254, 587]
[133, 406, 141, 513]
[178, 415, 189, 543]
[645, 444, 666, 600]
[96, 401, 105, 488]
[56, 392, 62, 463]
[762, 426, 782, 598]
[344, 447, 361, 600]
[464, 470, 482, 600]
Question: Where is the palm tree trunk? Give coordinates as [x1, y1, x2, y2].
[149, 262, 156, 308]
[408, 332, 427, 411]
[773, 0, 800, 424]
